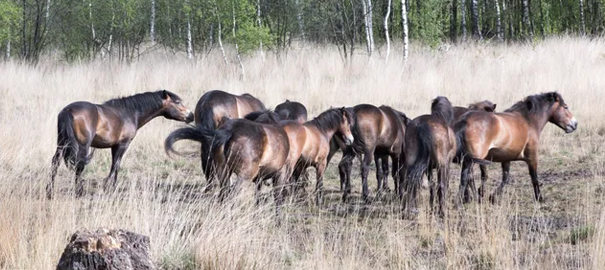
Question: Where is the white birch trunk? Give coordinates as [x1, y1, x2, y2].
[362, 0, 375, 55]
[384, 0, 391, 61]
[401, 0, 409, 61]
[151, 0, 156, 42]
[217, 22, 228, 65]
[232, 0, 245, 79]
[522, 0, 533, 38]
[256, 0, 264, 55]
[187, 17, 193, 59]
[495, 0, 502, 41]
[471, 0, 482, 39]
[579, 0, 586, 35]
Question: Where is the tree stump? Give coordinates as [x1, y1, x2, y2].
[55, 228, 156, 270]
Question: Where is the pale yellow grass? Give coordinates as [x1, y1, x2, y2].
[0, 37, 604, 269]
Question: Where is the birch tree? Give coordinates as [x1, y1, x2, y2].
[471, 0, 482, 39]
[362, 0, 374, 55]
[150, 0, 155, 42]
[384, 0, 391, 61]
[579, 0, 586, 34]
[401, 0, 409, 61]
[460, 0, 467, 41]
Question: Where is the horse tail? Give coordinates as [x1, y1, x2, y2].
[165, 126, 217, 156]
[56, 110, 79, 168]
[349, 111, 366, 155]
[407, 123, 432, 185]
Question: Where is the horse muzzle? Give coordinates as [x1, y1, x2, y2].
[343, 135, 354, 146]
[185, 112, 195, 123]
[565, 118, 578, 133]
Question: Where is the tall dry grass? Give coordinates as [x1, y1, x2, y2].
[0, 37, 604, 269]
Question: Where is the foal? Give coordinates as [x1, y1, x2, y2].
[48, 90, 194, 198]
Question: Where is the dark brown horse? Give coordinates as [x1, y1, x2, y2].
[401, 97, 457, 217]
[246, 108, 355, 205]
[193, 90, 266, 187]
[165, 114, 291, 215]
[48, 90, 194, 199]
[452, 100, 497, 202]
[455, 92, 577, 204]
[274, 99, 308, 124]
[335, 104, 410, 203]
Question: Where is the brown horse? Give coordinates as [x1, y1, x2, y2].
[274, 99, 308, 124]
[193, 90, 266, 187]
[337, 104, 410, 203]
[48, 90, 194, 199]
[455, 92, 577, 204]
[165, 114, 291, 216]
[401, 97, 457, 217]
[246, 108, 355, 205]
[453, 100, 497, 202]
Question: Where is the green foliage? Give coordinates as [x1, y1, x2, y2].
[0, 0, 21, 43]
[570, 225, 595, 245]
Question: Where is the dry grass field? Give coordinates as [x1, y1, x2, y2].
[0, 37, 604, 269]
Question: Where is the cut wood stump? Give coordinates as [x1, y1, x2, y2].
[55, 228, 156, 270]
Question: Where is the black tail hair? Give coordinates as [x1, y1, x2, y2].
[57, 110, 79, 167]
[407, 123, 432, 185]
[165, 126, 233, 178]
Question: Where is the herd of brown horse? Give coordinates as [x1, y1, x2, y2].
[48, 89, 578, 218]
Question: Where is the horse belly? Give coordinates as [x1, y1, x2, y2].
[484, 148, 523, 162]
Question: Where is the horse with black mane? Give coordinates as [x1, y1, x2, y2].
[455, 92, 577, 204]
[245, 108, 356, 205]
[193, 90, 266, 189]
[48, 90, 194, 199]
[402, 96, 457, 218]
[335, 104, 411, 203]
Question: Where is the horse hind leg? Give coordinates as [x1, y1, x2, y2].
[437, 164, 450, 218]
[74, 145, 90, 198]
[47, 148, 63, 199]
[477, 164, 488, 203]
[374, 155, 384, 194]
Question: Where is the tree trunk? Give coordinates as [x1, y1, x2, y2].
[401, 0, 409, 61]
[55, 229, 155, 270]
[522, 0, 533, 39]
[5, 40, 10, 59]
[363, 0, 375, 55]
[296, 0, 305, 40]
[471, 0, 482, 39]
[186, 16, 193, 59]
[538, 0, 545, 37]
[495, 0, 502, 41]
[450, 0, 458, 42]
[232, 0, 245, 79]
[256, 0, 263, 52]
[150, 0, 156, 42]
[460, 0, 467, 41]
[384, 0, 392, 61]
[579, 0, 586, 34]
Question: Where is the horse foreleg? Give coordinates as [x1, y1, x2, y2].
[104, 143, 129, 193]
[314, 161, 327, 207]
[477, 164, 488, 203]
[47, 148, 62, 199]
[490, 161, 511, 204]
[428, 169, 435, 212]
[273, 170, 289, 225]
[361, 151, 375, 204]
[339, 153, 354, 202]
[527, 160, 544, 202]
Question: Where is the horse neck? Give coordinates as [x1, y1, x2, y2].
[517, 109, 550, 135]
[134, 105, 165, 129]
[305, 121, 339, 141]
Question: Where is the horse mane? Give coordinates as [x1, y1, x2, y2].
[104, 90, 177, 112]
[309, 108, 352, 132]
[431, 96, 455, 125]
[505, 92, 563, 117]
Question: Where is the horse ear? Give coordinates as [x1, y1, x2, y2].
[161, 90, 169, 99]
[492, 104, 497, 111]
[286, 99, 290, 102]
[551, 93, 560, 102]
